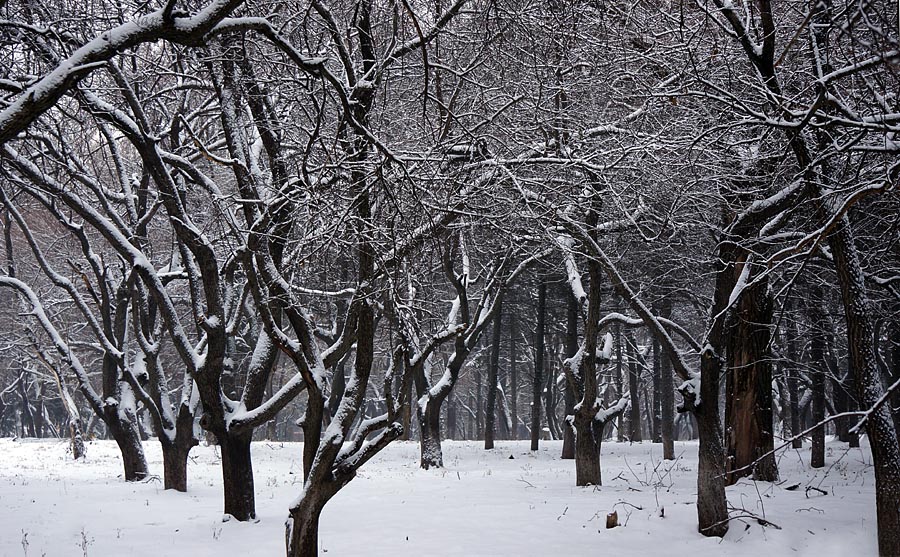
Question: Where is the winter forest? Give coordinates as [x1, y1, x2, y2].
[0, 0, 897, 555]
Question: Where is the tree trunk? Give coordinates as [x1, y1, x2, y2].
[105, 403, 149, 481]
[626, 331, 642, 442]
[614, 323, 624, 442]
[17, 371, 36, 438]
[161, 403, 197, 492]
[286, 493, 326, 557]
[220, 433, 256, 520]
[162, 442, 191, 492]
[562, 288, 578, 458]
[827, 219, 900, 556]
[808, 285, 827, 469]
[696, 349, 729, 537]
[651, 327, 662, 443]
[70, 418, 86, 460]
[786, 311, 803, 449]
[574, 412, 600, 486]
[725, 270, 777, 484]
[509, 315, 518, 440]
[419, 400, 443, 469]
[531, 282, 546, 451]
[658, 299, 675, 460]
[485, 299, 502, 449]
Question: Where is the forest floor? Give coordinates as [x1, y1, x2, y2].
[0, 436, 877, 556]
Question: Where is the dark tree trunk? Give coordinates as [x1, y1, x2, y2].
[786, 311, 803, 449]
[70, 418, 86, 460]
[162, 442, 191, 492]
[626, 331, 642, 442]
[34, 383, 45, 438]
[419, 401, 443, 469]
[485, 298, 502, 449]
[808, 285, 827, 469]
[614, 323, 624, 442]
[161, 403, 198, 492]
[562, 289, 578, 458]
[725, 270, 778, 484]
[509, 315, 518, 440]
[106, 410, 150, 481]
[18, 371, 36, 438]
[220, 433, 256, 520]
[530, 282, 546, 451]
[446, 390, 457, 440]
[696, 349, 729, 537]
[544, 357, 559, 440]
[651, 328, 662, 443]
[574, 412, 600, 486]
[827, 220, 900, 556]
[658, 299, 675, 460]
[288, 502, 322, 557]
[475, 362, 483, 440]
[400, 382, 413, 441]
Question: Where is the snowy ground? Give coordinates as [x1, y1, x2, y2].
[0, 437, 877, 556]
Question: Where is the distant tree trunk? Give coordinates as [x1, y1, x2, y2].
[17, 371, 36, 438]
[544, 365, 559, 440]
[658, 299, 675, 460]
[808, 285, 827, 469]
[562, 289, 578, 458]
[70, 418, 86, 459]
[614, 323, 624, 442]
[400, 382, 413, 441]
[475, 361, 483, 440]
[509, 315, 518, 440]
[725, 268, 778, 484]
[626, 330, 642, 442]
[485, 299, 502, 449]
[446, 390, 457, 440]
[786, 309, 803, 449]
[531, 282, 546, 451]
[651, 323, 662, 443]
[34, 382, 45, 438]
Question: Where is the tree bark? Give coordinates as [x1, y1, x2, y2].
[725, 268, 778, 483]
[562, 287, 578, 458]
[574, 412, 600, 486]
[418, 400, 443, 469]
[509, 314, 518, 440]
[786, 308, 803, 449]
[658, 299, 675, 460]
[103, 391, 149, 482]
[530, 282, 546, 451]
[651, 325, 662, 443]
[696, 348, 729, 537]
[220, 433, 256, 520]
[808, 285, 827, 469]
[827, 220, 900, 556]
[626, 331, 642, 442]
[485, 298, 502, 449]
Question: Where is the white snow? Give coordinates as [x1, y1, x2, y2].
[0, 437, 877, 556]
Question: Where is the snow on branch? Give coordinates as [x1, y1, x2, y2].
[0, 276, 105, 417]
[0, 0, 246, 145]
[595, 392, 630, 425]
